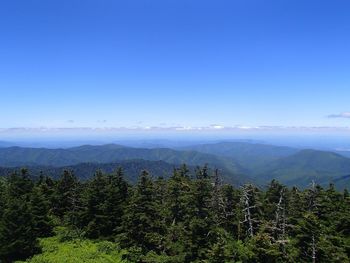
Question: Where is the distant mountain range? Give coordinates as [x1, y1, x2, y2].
[184, 142, 350, 189]
[0, 142, 349, 189]
[0, 144, 244, 185]
[253, 149, 350, 189]
[337, 150, 350, 158]
[181, 142, 299, 170]
[0, 160, 179, 184]
[0, 141, 14, 148]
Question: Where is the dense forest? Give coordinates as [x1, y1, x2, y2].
[0, 166, 349, 262]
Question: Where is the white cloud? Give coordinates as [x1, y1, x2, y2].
[328, 112, 350, 119]
[210, 124, 225, 129]
[1, 125, 350, 135]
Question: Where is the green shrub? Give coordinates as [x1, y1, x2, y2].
[16, 235, 128, 263]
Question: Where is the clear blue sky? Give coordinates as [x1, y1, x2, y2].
[1, 0, 350, 129]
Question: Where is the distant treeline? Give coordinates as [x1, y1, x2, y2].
[0, 166, 349, 262]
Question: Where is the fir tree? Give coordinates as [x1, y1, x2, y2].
[105, 167, 129, 237]
[220, 184, 241, 239]
[0, 171, 37, 262]
[187, 166, 214, 261]
[53, 170, 81, 224]
[164, 167, 193, 261]
[81, 170, 109, 238]
[30, 185, 53, 238]
[120, 171, 163, 256]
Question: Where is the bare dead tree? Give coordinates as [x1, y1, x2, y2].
[273, 187, 290, 257]
[211, 169, 226, 226]
[308, 180, 319, 212]
[307, 180, 319, 263]
[275, 188, 290, 237]
[212, 169, 222, 207]
[311, 234, 316, 263]
[274, 189, 284, 226]
[240, 184, 256, 238]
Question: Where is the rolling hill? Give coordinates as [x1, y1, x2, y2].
[332, 174, 350, 190]
[254, 149, 350, 188]
[0, 144, 234, 167]
[336, 150, 350, 158]
[182, 142, 298, 170]
[0, 144, 246, 184]
[181, 142, 350, 188]
[0, 160, 181, 183]
[0, 141, 14, 148]
[1, 143, 350, 188]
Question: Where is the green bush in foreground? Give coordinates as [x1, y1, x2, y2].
[16, 235, 128, 263]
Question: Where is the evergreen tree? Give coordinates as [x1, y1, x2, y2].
[166, 167, 192, 225]
[120, 171, 163, 257]
[36, 175, 56, 210]
[163, 167, 193, 262]
[0, 165, 349, 262]
[81, 168, 129, 239]
[105, 167, 129, 237]
[220, 184, 241, 239]
[187, 166, 214, 261]
[53, 170, 81, 225]
[0, 171, 37, 262]
[81, 170, 109, 238]
[263, 180, 286, 222]
[30, 185, 53, 238]
[295, 212, 321, 263]
[0, 178, 5, 222]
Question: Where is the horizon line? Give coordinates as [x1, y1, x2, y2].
[1, 125, 350, 133]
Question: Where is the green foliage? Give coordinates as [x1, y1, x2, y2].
[80, 168, 129, 239]
[52, 170, 80, 221]
[30, 185, 53, 238]
[16, 235, 128, 263]
[119, 171, 164, 257]
[0, 166, 349, 263]
[0, 170, 39, 262]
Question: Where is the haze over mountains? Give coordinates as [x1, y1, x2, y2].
[0, 141, 349, 189]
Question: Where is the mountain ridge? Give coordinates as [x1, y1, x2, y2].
[1, 143, 350, 189]
[0, 144, 246, 185]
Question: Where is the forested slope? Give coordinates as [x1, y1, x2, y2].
[1, 167, 349, 262]
[1, 143, 350, 188]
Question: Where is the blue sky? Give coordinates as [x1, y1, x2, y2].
[1, 0, 350, 131]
